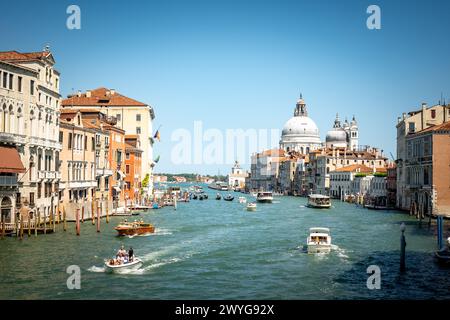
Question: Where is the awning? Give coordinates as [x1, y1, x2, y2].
[117, 170, 126, 179]
[0, 146, 26, 173]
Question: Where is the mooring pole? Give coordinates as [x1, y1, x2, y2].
[76, 208, 80, 236]
[96, 205, 100, 233]
[437, 216, 443, 250]
[400, 222, 406, 272]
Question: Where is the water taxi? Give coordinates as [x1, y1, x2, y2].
[307, 227, 332, 254]
[114, 220, 155, 236]
[307, 194, 331, 208]
[246, 202, 257, 211]
[105, 257, 143, 274]
[239, 197, 247, 204]
[208, 181, 229, 191]
[256, 191, 273, 203]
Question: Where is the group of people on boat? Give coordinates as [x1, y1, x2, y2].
[108, 245, 134, 266]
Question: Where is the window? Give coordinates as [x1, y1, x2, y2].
[29, 193, 35, 206]
[408, 122, 415, 133]
[68, 133, 73, 149]
[136, 127, 141, 134]
[9, 74, 13, 90]
[126, 152, 130, 160]
[126, 165, 130, 174]
[30, 80, 35, 95]
[84, 136, 87, 150]
[136, 114, 141, 121]
[431, 109, 436, 119]
[116, 114, 121, 121]
[59, 131, 63, 143]
[2, 72, 7, 88]
[18, 76, 22, 92]
[91, 137, 95, 151]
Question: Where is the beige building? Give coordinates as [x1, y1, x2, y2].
[249, 149, 285, 192]
[61, 88, 155, 193]
[0, 48, 62, 225]
[403, 121, 450, 217]
[307, 147, 388, 195]
[228, 161, 248, 189]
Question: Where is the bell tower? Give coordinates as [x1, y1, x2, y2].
[349, 115, 358, 150]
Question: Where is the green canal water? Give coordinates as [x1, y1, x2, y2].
[1, 184, 449, 299]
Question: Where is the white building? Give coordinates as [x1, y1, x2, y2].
[279, 96, 322, 153]
[329, 164, 374, 199]
[0, 48, 62, 226]
[326, 114, 358, 150]
[228, 161, 248, 189]
[62, 88, 155, 194]
[249, 149, 285, 191]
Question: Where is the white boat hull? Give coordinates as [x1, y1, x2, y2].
[105, 258, 143, 273]
[307, 244, 332, 254]
[256, 197, 273, 203]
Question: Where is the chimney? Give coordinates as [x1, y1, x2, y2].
[110, 89, 115, 95]
[402, 113, 406, 120]
[77, 90, 81, 97]
[86, 90, 91, 98]
[421, 103, 427, 130]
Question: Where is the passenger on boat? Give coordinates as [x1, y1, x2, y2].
[116, 245, 127, 258]
[128, 247, 134, 262]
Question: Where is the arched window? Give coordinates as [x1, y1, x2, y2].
[1, 104, 6, 132]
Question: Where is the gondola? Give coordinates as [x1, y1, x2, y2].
[216, 193, 222, 200]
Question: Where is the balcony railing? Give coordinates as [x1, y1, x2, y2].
[0, 132, 27, 145]
[0, 175, 18, 186]
[68, 181, 98, 188]
[96, 168, 113, 176]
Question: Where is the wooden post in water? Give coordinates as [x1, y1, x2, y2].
[15, 212, 19, 238]
[52, 206, 56, 233]
[81, 204, 84, 223]
[19, 216, 24, 240]
[63, 207, 67, 231]
[43, 210, 47, 235]
[36, 210, 40, 237]
[1, 215, 4, 240]
[76, 208, 80, 236]
[106, 201, 109, 223]
[28, 214, 31, 237]
[400, 223, 406, 272]
[96, 204, 100, 233]
[91, 199, 95, 225]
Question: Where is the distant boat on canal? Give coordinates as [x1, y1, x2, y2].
[256, 191, 273, 203]
[307, 194, 331, 209]
[114, 220, 155, 237]
[208, 181, 229, 191]
[246, 202, 257, 211]
[223, 194, 234, 201]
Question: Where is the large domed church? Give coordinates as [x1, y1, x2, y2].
[279, 96, 322, 153]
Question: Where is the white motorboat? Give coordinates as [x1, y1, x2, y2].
[256, 191, 273, 203]
[239, 196, 247, 204]
[104, 257, 143, 273]
[307, 227, 332, 254]
[246, 202, 257, 211]
[307, 194, 331, 208]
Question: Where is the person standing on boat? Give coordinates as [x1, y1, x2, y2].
[128, 247, 134, 262]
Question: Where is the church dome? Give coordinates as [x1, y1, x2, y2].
[326, 114, 348, 148]
[282, 116, 320, 136]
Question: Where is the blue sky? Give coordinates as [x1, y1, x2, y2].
[2, 0, 450, 175]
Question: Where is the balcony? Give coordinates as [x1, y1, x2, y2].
[96, 168, 113, 176]
[68, 181, 98, 189]
[0, 132, 27, 145]
[29, 136, 62, 150]
[0, 175, 18, 187]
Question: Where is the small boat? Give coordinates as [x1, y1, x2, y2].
[307, 194, 331, 209]
[203, 193, 208, 199]
[246, 202, 257, 211]
[199, 194, 204, 200]
[256, 191, 273, 203]
[105, 257, 143, 274]
[307, 227, 332, 254]
[239, 197, 247, 204]
[192, 194, 198, 200]
[152, 203, 159, 209]
[216, 193, 222, 200]
[223, 194, 234, 201]
[114, 220, 155, 236]
[435, 249, 450, 263]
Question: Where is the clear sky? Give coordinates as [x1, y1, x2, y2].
[2, 0, 450, 175]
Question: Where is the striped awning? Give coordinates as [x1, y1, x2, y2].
[0, 146, 25, 173]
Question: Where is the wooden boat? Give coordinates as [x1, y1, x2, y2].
[114, 221, 155, 236]
[256, 191, 273, 203]
[105, 257, 143, 273]
[246, 202, 257, 211]
[307, 227, 332, 254]
[223, 194, 234, 201]
[307, 194, 331, 209]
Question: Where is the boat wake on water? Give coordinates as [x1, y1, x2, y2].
[126, 228, 173, 238]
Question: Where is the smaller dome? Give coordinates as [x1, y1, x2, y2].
[326, 128, 347, 144]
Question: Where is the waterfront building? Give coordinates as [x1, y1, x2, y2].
[279, 96, 322, 153]
[153, 175, 168, 183]
[396, 102, 450, 210]
[402, 120, 450, 217]
[61, 88, 155, 194]
[386, 164, 397, 208]
[307, 147, 388, 195]
[329, 164, 374, 199]
[278, 152, 306, 195]
[228, 160, 248, 189]
[249, 149, 285, 191]
[0, 49, 62, 225]
[124, 135, 142, 206]
[325, 114, 359, 150]
[59, 110, 100, 221]
[367, 173, 388, 207]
